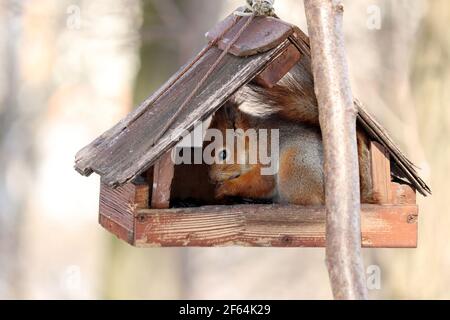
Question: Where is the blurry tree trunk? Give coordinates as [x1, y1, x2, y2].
[11, 0, 143, 298]
[0, 0, 24, 299]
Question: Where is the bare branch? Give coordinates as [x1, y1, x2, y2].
[303, 0, 368, 300]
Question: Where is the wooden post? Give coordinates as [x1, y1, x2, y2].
[151, 150, 175, 209]
[370, 141, 392, 204]
[99, 178, 149, 244]
[253, 43, 301, 88]
[304, 0, 368, 299]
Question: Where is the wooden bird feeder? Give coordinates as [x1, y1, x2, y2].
[74, 10, 430, 248]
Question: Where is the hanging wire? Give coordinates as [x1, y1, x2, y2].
[235, 0, 276, 17]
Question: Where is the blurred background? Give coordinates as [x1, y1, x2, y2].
[0, 0, 448, 299]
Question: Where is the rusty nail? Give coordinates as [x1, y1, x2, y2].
[407, 214, 418, 224]
[136, 214, 147, 223]
[281, 235, 292, 244]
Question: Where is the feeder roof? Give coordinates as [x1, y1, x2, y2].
[74, 12, 430, 196]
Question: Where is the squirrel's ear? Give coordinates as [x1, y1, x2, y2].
[223, 99, 241, 124]
[210, 99, 239, 128]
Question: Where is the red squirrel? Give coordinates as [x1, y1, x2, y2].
[208, 64, 373, 205]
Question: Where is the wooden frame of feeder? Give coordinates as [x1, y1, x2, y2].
[75, 12, 429, 249]
[98, 140, 418, 248]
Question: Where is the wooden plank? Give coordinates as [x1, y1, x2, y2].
[206, 14, 295, 56]
[99, 214, 134, 245]
[99, 179, 149, 244]
[370, 141, 392, 204]
[133, 204, 418, 248]
[75, 40, 291, 187]
[151, 151, 175, 209]
[253, 43, 301, 88]
[391, 182, 416, 205]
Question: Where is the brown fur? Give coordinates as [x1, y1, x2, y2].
[208, 101, 276, 200]
[208, 101, 327, 205]
[208, 70, 375, 204]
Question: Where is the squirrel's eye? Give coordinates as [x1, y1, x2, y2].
[218, 149, 228, 161]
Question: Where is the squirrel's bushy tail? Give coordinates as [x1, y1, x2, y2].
[237, 63, 320, 126]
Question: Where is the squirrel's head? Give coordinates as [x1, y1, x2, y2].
[207, 100, 275, 201]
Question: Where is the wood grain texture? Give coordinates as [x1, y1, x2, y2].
[253, 42, 301, 88]
[75, 40, 291, 187]
[151, 151, 174, 209]
[99, 214, 134, 245]
[206, 13, 295, 57]
[371, 141, 392, 204]
[391, 182, 416, 205]
[355, 100, 430, 196]
[133, 204, 418, 248]
[99, 179, 149, 244]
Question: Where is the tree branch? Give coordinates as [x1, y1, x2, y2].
[303, 0, 368, 300]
